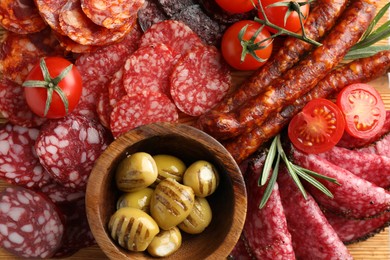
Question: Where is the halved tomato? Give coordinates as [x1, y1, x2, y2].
[288, 98, 345, 154]
[336, 83, 386, 139]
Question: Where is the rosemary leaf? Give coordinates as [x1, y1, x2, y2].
[260, 135, 278, 186]
[294, 165, 340, 185]
[344, 45, 390, 60]
[294, 167, 334, 198]
[259, 155, 280, 209]
[360, 1, 390, 41]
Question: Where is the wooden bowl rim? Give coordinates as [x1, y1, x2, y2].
[86, 122, 247, 259]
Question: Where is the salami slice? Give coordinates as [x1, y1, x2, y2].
[228, 233, 254, 260]
[324, 210, 390, 244]
[53, 198, 96, 257]
[110, 90, 179, 138]
[54, 32, 98, 53]
[317, 146, 390, 188]
[173, 5, 222, 46]
[81, 0, 144, 29]
[123, 43, 175, 97]
[0, 28, 62, 84]
[40, 181, 86, 204]
[243, 154, 295, 259]
[73, 24, 142, 118]
[59, 0, 135, 46]
[137, 0, 168, 32]
[35, 0, 67, 34]
[157, 0, 195, 17]
[0, 78, 47, 128]
[170, 45, 231, 116]
[356, 132, 390, 158]
[139, 20, 204, 61]
[291, 146, 390, 219]
[107, 67, 126, 108]
[96, 87, 112, 129]
[337, 111, 390, 149]
[278, 170, 353, 260]
[0, 186, 64, 258]
[0, 0, 47, 34]
[35, 114, 111, 190]
[0, 124, 51, 189]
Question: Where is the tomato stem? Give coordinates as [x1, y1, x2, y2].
[22, 58, 72, 117]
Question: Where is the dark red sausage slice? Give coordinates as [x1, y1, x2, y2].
[291, 146, 390, 219]
[35, 114, 111, 190]
[278, 170, 353, 260]
[0, 0, 47, 34]
[170, 45, 231, 116]
[137, 0, 168, 32]
[156, 0, 195, 17]
[357, 133, 390, 158]
[0, 186, 64, 258]
[0, 124, 51, 189]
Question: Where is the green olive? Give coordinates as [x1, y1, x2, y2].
[178, 197, 212, 234]
[150, 178, 195, 230]
[115, 152, 158, 192]
[147, 227, 182, 257]
[116, 188, 154, 213]
[108, 207, 159, 252]
[183, 160, 219, 197]
[153, 154, 187, 185]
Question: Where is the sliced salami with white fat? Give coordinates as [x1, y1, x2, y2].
[110, 90, 179, 138]
[123, 43, 175, 97]
[40, 181, 86, 204]
[0, 0, 47, 34]
[0, 78, 47, 128]
[139, 20, 204, 61]
[107, 67, 127, 108]
[81, 0, 144, 29]
[0, 186, 64, 258]
[170, 45, 231, 116]
[0, 124, 51, 189]
[35, 114, 111, 190]
[356, 132, 390, 158]
[96, 86, 112, 129]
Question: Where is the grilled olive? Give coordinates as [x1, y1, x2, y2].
[153, 154, 187, 184]
[108, 207, 159, 252]
[115, 152, 158, 192]
[150, 178, 195, 230]
[183, 160, 219, 197]
[116, 188, 154, 213]
[147, 227, 182, 257]
[178, 197, 212, 234]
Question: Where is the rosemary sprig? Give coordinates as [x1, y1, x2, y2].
[344, 2, 390, 59]
[259, 134, 340, 208]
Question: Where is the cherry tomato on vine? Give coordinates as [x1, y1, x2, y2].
[215, 0, 255, 13]
[336, 83, 386, 139]
[23, 57, 82, 119]
[258, 0, 310, 33]
[288, 98, 345, 154]
[221, 20, 273, 71]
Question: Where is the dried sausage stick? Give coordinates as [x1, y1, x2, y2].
[224, 50, 390, 163]
[200, 0, 379, 140]
[199, 0, 349, 115]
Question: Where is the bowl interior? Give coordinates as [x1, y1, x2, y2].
[86, 123, 247, 259]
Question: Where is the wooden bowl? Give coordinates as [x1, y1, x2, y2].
[86, 122, 247, 259]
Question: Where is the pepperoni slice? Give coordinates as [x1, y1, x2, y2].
[0, 124, 51, 189]
[123, 43, 175, 97]
[0, 78, 47, 128]
[0, 186, 64, 258]
[35, 0, 66, 34]
[81, 0, 144, 29]
[110, 90, 178, 138]
[0, 0, 47, 34]
[35, 114, 111, 190]
[59, 0, 135, 46]
[137, 0, 168, 32]
[170, 45, 231, 116]
[139, 20, 204, 61]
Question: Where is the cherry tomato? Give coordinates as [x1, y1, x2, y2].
[23, 57, 82, 119]
[336, 83, 386, 139]
[221, 20, 273, 71]
[215, 0, 255, 13]
[288, 98, 345, 154]
[258, 0, 310, 33]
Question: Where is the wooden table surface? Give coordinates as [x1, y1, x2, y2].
[0, 0, 389, 259]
